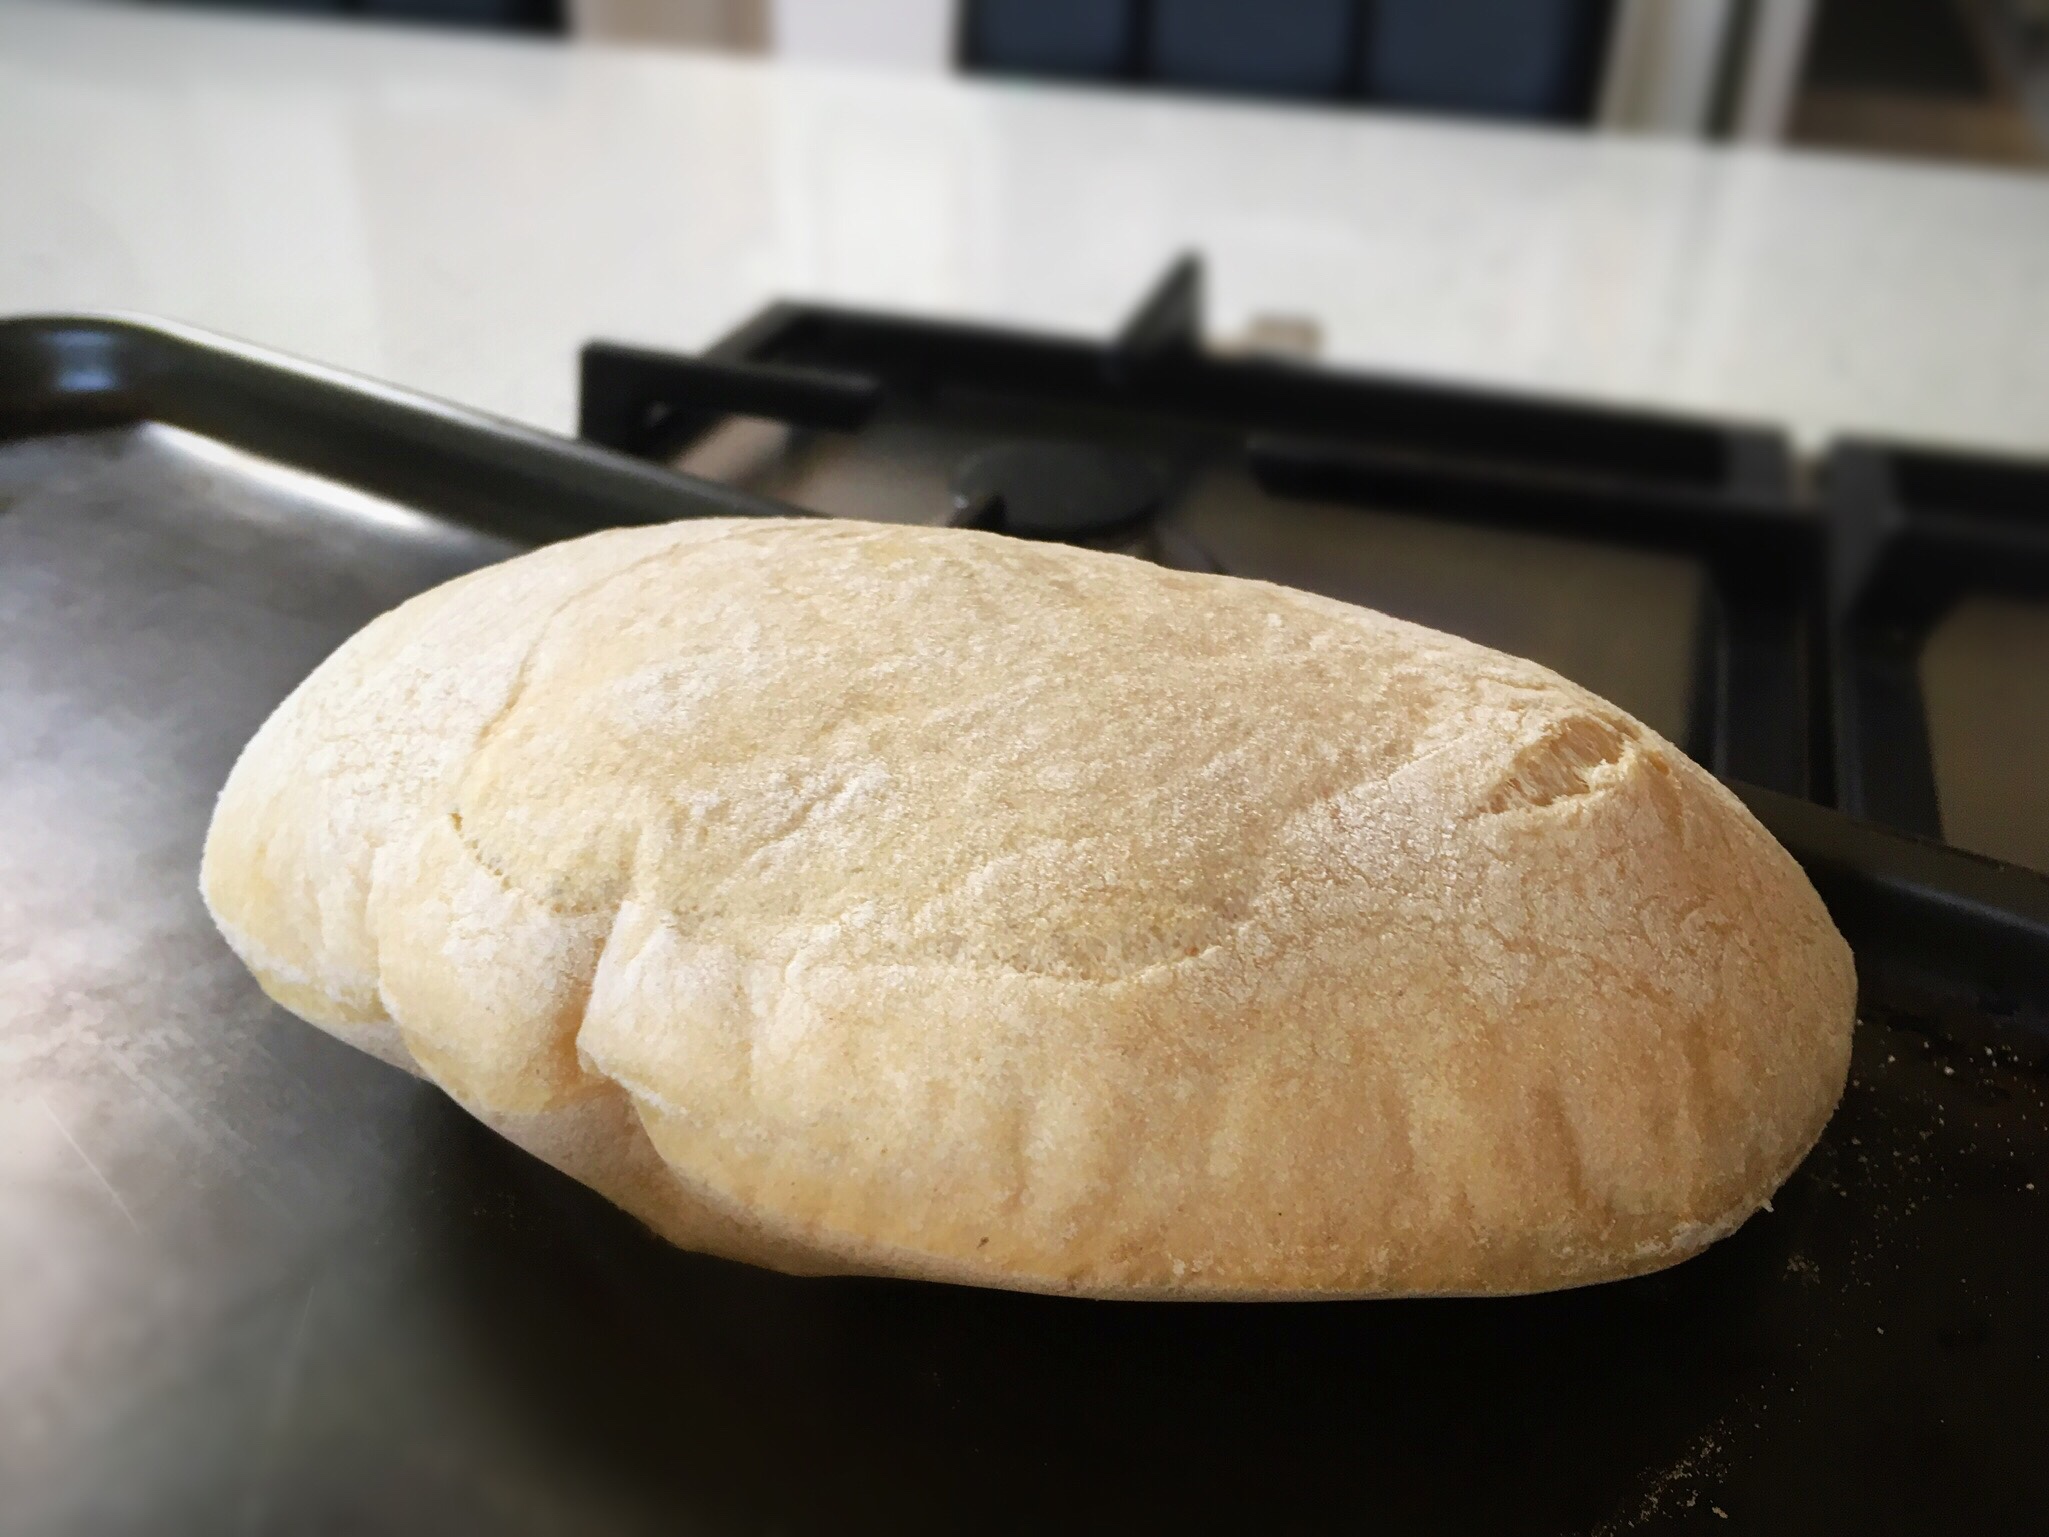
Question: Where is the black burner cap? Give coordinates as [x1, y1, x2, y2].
[949, 442, 1169, 539]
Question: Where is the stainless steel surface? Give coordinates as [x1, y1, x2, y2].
[676, 408, 1031, 527]
[1920, 594, 2049, 871]
[2, 425, 520, 1534]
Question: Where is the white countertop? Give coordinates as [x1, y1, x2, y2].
[5, 2, 2049, 457]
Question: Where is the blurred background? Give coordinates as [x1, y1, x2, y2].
[141, 0, 2049, 164]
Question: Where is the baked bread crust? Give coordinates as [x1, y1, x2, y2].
[201, 517, 1855, 1298]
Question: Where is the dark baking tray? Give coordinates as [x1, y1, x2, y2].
[581, 257, 1827, 800]
[5, 315, 2047, 1537]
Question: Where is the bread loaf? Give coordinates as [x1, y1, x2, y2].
[201, 516, 1855, 1297]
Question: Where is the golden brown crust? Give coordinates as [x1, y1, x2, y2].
[201, 518, 1856, 1297]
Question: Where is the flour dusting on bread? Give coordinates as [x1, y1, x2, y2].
[202, 517, 1855, 1298]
